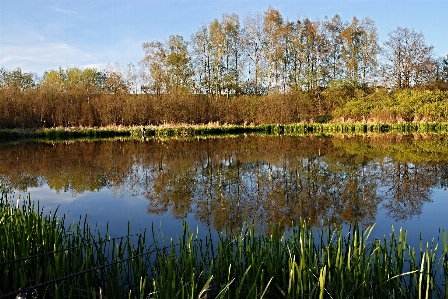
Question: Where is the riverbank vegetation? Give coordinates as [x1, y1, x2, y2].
[2, 76, 448, 130]
[2, 120, 448, 142]
[1, 191, 447, 298]
[1, 7, 448, 130]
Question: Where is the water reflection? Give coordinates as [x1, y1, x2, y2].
[1, 134, 447, 232]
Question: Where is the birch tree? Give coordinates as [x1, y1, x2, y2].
[301, 18, 325, 91]
[221, 13, 242, 96]
[263, 7, 284, 92]
[323, 14, 345, 84]
[141, 41, 167, 95]
[191, 25, 212, 94]
[242, 12, 266, 94]
[209, 19, 226, 95]
[340, 17, 379, 88]
[340, 17, 364, 85]
[166, 34, 194, 94]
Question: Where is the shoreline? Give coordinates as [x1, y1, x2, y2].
[1, 121, 448, 141]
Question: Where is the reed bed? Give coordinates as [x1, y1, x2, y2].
[2, 122, 448, 142]
[0, 128, 133, 142]
[0, 191, 153, 299]
[1, 190, 447, 298]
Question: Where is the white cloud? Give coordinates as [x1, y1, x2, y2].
[3, 43, 81, 62]
[33, 33, 46, 41]
[82, 63, 109, 70]
[50, 6, 77, 16]
[0, 42, 95, 72]
[0, 39, 144, 73]
[0, 55, 14, 64]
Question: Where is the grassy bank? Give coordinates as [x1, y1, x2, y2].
[2, 121, 448, 141]
[1, 191, 447, 298]
[0, 127, 134, 141]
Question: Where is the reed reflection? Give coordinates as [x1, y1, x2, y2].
[1, 134, 448, 231]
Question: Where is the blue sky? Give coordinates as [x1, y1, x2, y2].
[1, 0, 447, 75]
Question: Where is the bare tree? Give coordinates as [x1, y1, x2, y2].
[301, 18, 325, 91]
[359, 17, 380, 88]
[340, 17, 379, 88]
[242, 12, 266, 94]
[322, 15, 346, 84]
[221, 13, 242, 97]
[263, 7, 284, 92]
[382, 27, 435, 89]
[191, 24, 212, 94]
[209, 18, 226, 96]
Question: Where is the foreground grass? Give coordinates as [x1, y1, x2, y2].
[1, 191, 447, 298]
[2, 122, 448, 141]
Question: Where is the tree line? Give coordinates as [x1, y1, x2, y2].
[141, 8, 447, 94]
[1, 7, 448, 128]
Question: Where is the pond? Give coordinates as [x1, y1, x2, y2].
[1, 133, 447, 249]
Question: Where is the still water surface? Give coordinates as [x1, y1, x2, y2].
[1, 133, 447, 248]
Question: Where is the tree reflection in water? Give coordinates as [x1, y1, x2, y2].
[1, 133, 448, 232]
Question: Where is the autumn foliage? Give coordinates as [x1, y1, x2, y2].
[1, 7, 448, 129]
